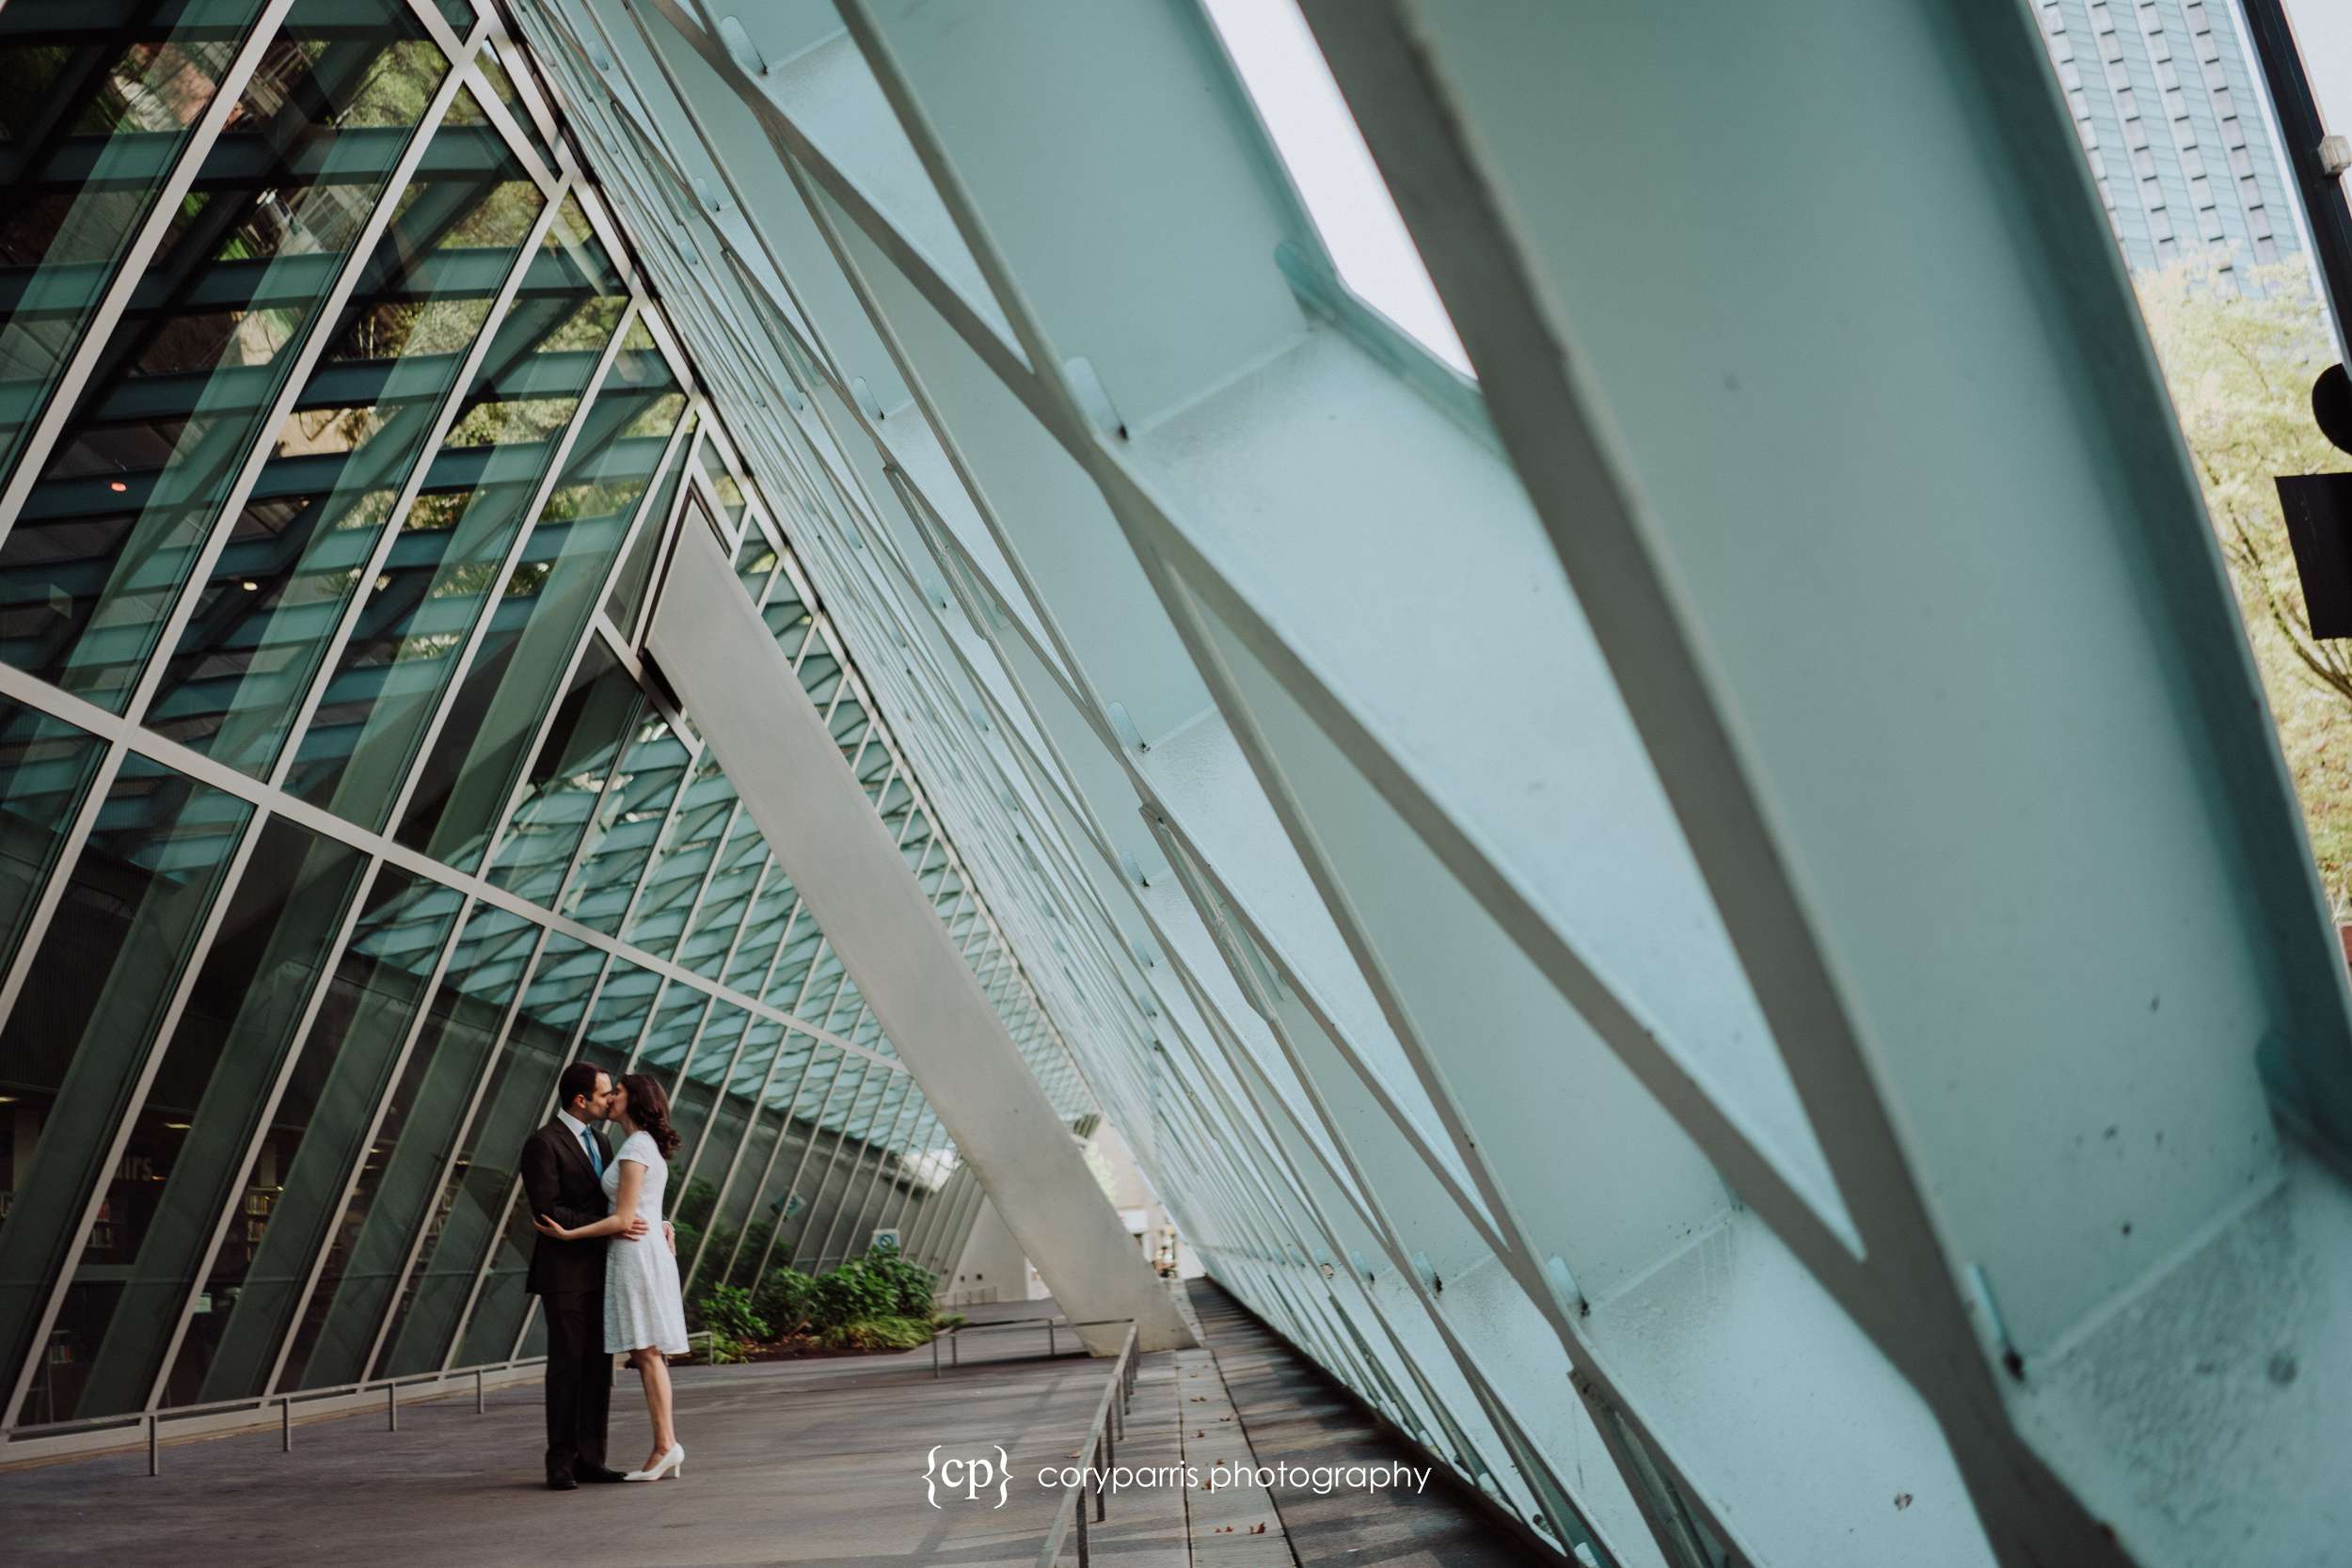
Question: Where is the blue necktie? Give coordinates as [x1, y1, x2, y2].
[580, 1128, 603, 1176]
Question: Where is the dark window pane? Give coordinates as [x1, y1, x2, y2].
[66, 815, 368, 1418]
[142, 87, 544, 774]
[281, 193, 626, 829]
[0, 1, 271, 482]
[0, 752, 254, 1419]
[0, 0, 452, 713]
[181, 865, 464, 1403]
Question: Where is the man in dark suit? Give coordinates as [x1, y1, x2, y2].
[522, 1062, 648, 1489]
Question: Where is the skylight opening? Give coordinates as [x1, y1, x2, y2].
[1200, 0, 1475, 378]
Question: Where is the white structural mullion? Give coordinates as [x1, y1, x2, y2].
[471, 401, 701, 907]
[260, 893, 487, 1399]
[707, 1042, 828, 1286]
[0, 802, 276, 1432]
[357, 919, 564, 1382]
[265, 182, 576, 792]
[375, 297, 643, 837]
[118, 41, 486, 735]
[0, 658, 892, 1069]
[0, 0, 303, 533]
[138, 857, 389, 1413]
[437, 948, 621, 1372]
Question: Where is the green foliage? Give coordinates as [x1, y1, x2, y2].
[672, 1173, 719, 1232]
[695, 1282, 770, 1344]
[808, 1258, 898, 1329]
[696, 1331, 753, 1366]
[864, 1243, 936, 1320]
[932, 1312, 969, 1331]
[2137, 254, 2352, 905]
[818, 1315, 935, 1353]
[726, 1220, 774, 1288]
[755, 1267, 818, 1337]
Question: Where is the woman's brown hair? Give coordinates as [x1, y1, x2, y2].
[615, 1072, 681, 1156]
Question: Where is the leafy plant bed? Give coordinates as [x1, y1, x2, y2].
[682, 1238, 954, 1365]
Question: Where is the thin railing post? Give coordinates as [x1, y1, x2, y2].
[476, 1370, 485, 1414]
[147, 1413, 158, 1476]
[1047, 1322, 1056, 1358]
[388, 1384, 398, 1432]
[1075, 1491, 1089, 1568]
[281, 1396, 292, 1451]
[1092, 1430, 1105, 1523]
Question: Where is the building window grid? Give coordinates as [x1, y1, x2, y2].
[0, 0, 1019, 1435]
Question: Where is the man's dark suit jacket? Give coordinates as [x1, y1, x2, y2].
[521, 1117, 612, 1296]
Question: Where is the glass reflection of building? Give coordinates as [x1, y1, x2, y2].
[0, 0, 1079, 1433]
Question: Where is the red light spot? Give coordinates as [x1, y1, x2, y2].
[108, 481, 128, 493]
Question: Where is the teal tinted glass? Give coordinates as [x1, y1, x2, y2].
[482, 636, 640, 908]
[0, 0, 451, 713]
[142, 87, 545, 774]
[0, 700, 107, 978]
[561, 705, 691, 933]
[600, 410, 696, 640]
[280, 901, 536, 1390]
[64, 816, 369, 1418]
[176, 862, 463, 1402]
[722, 862, 801, 995]
[0, 753, 255, 1413]
[620, 751, 736, 961]
[0, 0, 271, 481]
[394, 315, 687, 872]
[675, 806, 771, 981]
[283, 194, 628, 828]
[458, 953, 658, 1366]
[377, 930, 595, 1378]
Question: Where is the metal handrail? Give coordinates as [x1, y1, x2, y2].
[1033, 1321, 1140, 1568]
[0, 1354, 549, 1474]
[929, 1313, 1135, 1377]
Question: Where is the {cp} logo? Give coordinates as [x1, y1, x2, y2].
[923, 1444, 1011, 1508]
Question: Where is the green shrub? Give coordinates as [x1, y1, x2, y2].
[697, 1331, 753, 1366]
[864, 1240, 936, 1319]
[727, 1220, 774, 1288]
[696, 1282, 770, 1344]
[755, 1267, 817, 1337]
[818, 1315, 935, 1353]
[809, 1259, 897, 1329]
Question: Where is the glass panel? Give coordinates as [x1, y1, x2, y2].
[619, 751, 733, 961]
[65, 816, 368, 1418]
[600, 410, 695, 640]
[475, 43, 554, 173]
[481, 636, 639, 909]
[668, 998, 748, 1166]
[141, 87, 544, 773]
[762, 926, 827, 1012]
[560, 704, 690, 934]
[675, 803, 769, 981]
[181, 865, 463, 1402]
[279, 900, 535, 1389]
[732, 525, 780, 607]
[376, 931, 594, 1378]
[456, 951, 658, 1367]
[761, 560, 814, 665]
[0, 700, 107, 979]
[184, 864, 468, 1401]
[721, 866, 799, 996]
[0, 1, 269, 483]
[281, 193, 627, 828]
[394, 314, 686, 872]
[0, 752, 254, 1419]
[630, 979, 708, 1081]
[0, 0, 452, 714]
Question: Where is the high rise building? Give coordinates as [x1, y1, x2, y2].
[2035, 0, 2302, 277]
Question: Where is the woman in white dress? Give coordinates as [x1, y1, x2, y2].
[532, 1072, 691, 1481]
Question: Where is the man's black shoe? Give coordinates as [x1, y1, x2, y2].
[546, 1473, 578, 1491]
[578, 1465, 628, 1483]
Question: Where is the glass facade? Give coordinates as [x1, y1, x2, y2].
[0, 0, 1064, 1435]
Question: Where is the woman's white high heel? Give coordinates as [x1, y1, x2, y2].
[624, 1444, 683, 1481]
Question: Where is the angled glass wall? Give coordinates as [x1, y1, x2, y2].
[0, 0, 1026, 1436]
